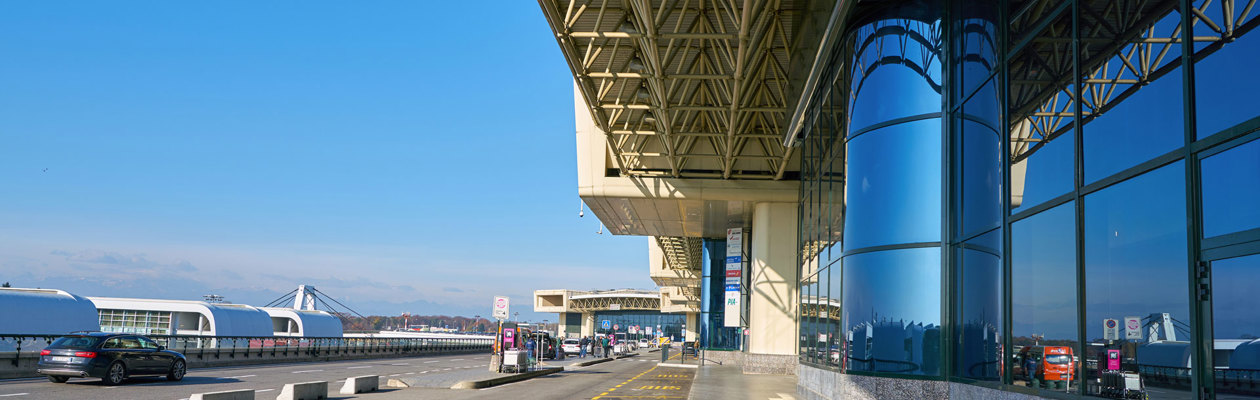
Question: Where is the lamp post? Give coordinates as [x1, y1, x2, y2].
[473, 315, 481, 332]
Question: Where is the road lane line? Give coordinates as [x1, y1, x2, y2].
[405, 372, 415, 375]
[0, 394, 28, 397]
[291, 369, 323, 374]
[255, 389, 274, 393]
[452, 359, 464, 361]
[347, 366, 372, 369]
[423, 360, 439, 363]
[391, 363, 410, 366]
[223, 374, 255, 379]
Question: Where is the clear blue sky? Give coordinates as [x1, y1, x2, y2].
[0, 1, 652, 321]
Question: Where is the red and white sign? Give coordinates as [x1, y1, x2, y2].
[493, 296, 510, 320]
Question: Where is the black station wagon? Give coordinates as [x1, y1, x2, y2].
[36, 332, 187, 385]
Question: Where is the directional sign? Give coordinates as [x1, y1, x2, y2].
[1125, 316, 1142, 340]
[724, 228, 743, 327]
[493, 296, 509, 320]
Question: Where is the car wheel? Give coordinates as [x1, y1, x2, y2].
[167, 359, 186, 381]
[48, 376, 69, 383]
[103, 362, 126, 386]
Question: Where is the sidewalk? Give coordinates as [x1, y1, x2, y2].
[688, 364, 798, 400]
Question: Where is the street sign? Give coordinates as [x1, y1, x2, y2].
[613, 324, 620, 331]
[646, 326, 653, 335]
[601, 320, 611, 330]
[1103, 319, 1119, 340]
[609, 304, 621, 310]
[1125, 316, 1142, 340]
[493, 296, 509, 320]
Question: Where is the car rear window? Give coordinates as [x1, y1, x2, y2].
[50, 336, 100, 349]
[1045, 354, 1071, 365]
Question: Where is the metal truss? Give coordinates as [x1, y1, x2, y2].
[655, 236, 704, 271]
[540, 0, 803, 180]
[1010, 0, 1259, 162]
[568, 292, 661, 312]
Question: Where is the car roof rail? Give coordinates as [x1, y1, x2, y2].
[68, 330, 101, 334]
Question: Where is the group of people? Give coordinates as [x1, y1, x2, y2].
[576, 335, 615, 358]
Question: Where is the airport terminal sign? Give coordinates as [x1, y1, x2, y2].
[724, 228, 742, 327]
[493, 296, 509, 320]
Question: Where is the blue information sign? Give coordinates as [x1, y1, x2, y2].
[600, 320, 611, 329]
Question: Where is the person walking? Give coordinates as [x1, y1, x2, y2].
[601, 335, 611, 358]
[579, 336, 589, 358]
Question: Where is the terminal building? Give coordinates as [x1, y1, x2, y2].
[0, 285, 344, 340]
[537, 0, 1258, 398]
[534, 289, 688, 341]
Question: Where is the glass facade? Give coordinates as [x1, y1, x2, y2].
[98, 309, 172, 335]
[796, 0, 1260, 398]
[591, 310, 685, 342]
[700, 239, 741, 350]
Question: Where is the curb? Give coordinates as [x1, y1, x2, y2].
[657, 362, 699, 369]
[450, 367, 563, 389]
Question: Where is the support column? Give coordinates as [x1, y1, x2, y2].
[581, 312, 594, 336]
[748, 202, 799, 356]
[684, 312, 699, 342]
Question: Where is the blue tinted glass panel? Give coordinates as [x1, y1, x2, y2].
[842, 247, 942, 375]
[1212, 254, 1260, 362]
[1196, 29, 1260, 139]
[955, 229, 1002, 380]
[1012, 201, 1079, 391]
[1083, 66, 1183, 184]
[960, 116, 1002, 237]
[1012, 131, 1074, 213]
[844, 119, 943, 249]
[1084, 162, 1190, 398]
[849, 20, 943, 132]
[1201, 138, 1260, 238]
[828, 263, 843, 367]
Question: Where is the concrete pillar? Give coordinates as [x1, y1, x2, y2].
[581, 312, 594, 336]
[748, 202, 799, 356]
[684, 312, 699, 342]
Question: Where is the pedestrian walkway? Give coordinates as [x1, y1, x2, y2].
[688, 364, 798, 400]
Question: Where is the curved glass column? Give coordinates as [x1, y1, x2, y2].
[837, 1, 1001, 378]
[841, 14, 945, 376]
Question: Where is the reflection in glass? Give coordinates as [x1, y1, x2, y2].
[842, 248, 942, 375]
[843, 119, 943, 250]
[955, 229, 1002, 381]
[1083, 60, 1183, 184]
[1210, 254, 1260, 398]
[1011, 124, 1074, 213]
[1195, 28, 1260, 139]
[848, 18, 943, 133]
[1084, 162, 1190, 399]
[958, 76, 1003, 237]
[1012, 201, 1079, 392]
[1201, 138, 1260, 238]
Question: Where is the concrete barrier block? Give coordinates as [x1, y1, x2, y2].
[338, 375, 379, 394]
[275, 381, 327, 400]
[190, 388, 255, 400]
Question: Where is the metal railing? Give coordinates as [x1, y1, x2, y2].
[1, 333, 493, 367]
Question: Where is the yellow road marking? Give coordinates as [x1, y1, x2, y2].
[593, 364, 660, 400]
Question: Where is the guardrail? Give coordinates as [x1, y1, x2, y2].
[0, 333, 492, 378]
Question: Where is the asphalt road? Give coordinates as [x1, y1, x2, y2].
[384, 354, 696, 400]
[0, 353, 490, 400]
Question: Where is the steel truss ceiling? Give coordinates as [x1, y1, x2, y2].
[541, 0, 804, 180]
[1010, 0, 1258, 162]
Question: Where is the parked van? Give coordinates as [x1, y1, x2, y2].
[1014, 346, 1076, 389]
